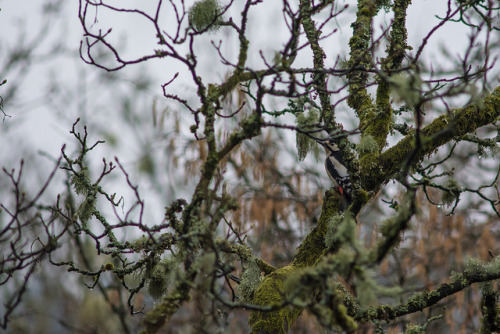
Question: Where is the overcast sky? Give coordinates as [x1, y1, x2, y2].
[0, 0, 495, 223]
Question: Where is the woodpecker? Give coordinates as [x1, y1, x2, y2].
[321, 141, 353, 206]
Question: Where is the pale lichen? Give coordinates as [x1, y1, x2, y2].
[188, 0, 223, 33]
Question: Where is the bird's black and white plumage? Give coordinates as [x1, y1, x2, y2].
[322, 141, 353, 206]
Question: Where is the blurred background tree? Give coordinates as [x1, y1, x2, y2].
[0, 0, 499, 333]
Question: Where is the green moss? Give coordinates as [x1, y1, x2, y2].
[324, 213, 344, 250]
[240, 114, 262, 137]
[464, 258, 486, 279]
[249, 266, 302, 334]
[283, 268, 317, 306]
[356, 188, 371, 203]
[237, 38, 249, 69]
[362, 304, 399, 322]
[406, 291, 427, 310]
[249, 191, 344, 332]
[347, 0, 377, 102]
[251, 264, 358, 332]
[359, 152, 383, 188]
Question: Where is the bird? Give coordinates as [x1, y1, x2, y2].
[320, 140, 353, 208]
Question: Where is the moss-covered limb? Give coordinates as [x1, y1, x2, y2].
[362, 86, 500, 191]
[292, 190, 343, 267]
[479, 282, 499, 334]
[93, 211, 119, 246]
[298, 0, 334, 128]
[347, 0, 377, 117]
[170, 95, 262, 332]
[383, 0, 411, 71]
[369, 0, 412, 152]
[248, 191, 343, 333]
[183, 84, 256, 232]
[171, 90, 222, 327]
[356, 257, 500, 323]
[181, 105, 218, 234]
[367, 189, 416, 264]
[249, 266, 302, 334]
[183, 69, 280, 232]
[346, 0, 378, 202]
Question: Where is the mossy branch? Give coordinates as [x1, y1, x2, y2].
[347, 0, 376, 116]
[370, 0, 411, 152]
[292, 190, 343, 267]
[248, 266, 302, 334]
[363, 86, 500, 191]
[356, 256, 500, 323]
[299, 0, 334, 128]
[248, 86, 499, 332]
[249, 191, 343, 333]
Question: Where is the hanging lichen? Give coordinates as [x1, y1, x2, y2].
[188, 0, 223, 33]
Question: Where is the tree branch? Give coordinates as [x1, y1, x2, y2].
[363, 86, 500, 191]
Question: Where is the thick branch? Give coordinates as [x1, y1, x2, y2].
[347, 0, 376, 116]
[249, 191, 342, 333]
[292, 190, 343, 268]
[362, 86, 500, 191]
[371, 0, 411, 151]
